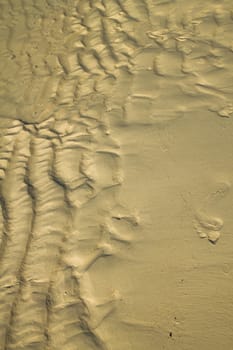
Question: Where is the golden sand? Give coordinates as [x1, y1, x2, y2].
[0, 0, 233, 349]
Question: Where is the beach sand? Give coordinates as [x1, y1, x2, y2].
[0, 0, 233, 349]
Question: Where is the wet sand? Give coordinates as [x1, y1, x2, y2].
[0, 0, 233, 349]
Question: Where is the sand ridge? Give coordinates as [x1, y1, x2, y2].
[0, 1, 140, 348]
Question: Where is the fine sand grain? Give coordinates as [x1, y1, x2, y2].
[0, 0, 233, 349]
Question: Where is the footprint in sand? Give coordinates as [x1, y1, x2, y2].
[194, 211, 223, 244]
[194, 180, 231, 244]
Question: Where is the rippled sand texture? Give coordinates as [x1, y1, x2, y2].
[1, 0, 233, 349]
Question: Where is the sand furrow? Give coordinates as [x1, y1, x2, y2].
[2, 136, 68, 349]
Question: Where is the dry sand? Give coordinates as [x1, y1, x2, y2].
[0, 0, 233, 349]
